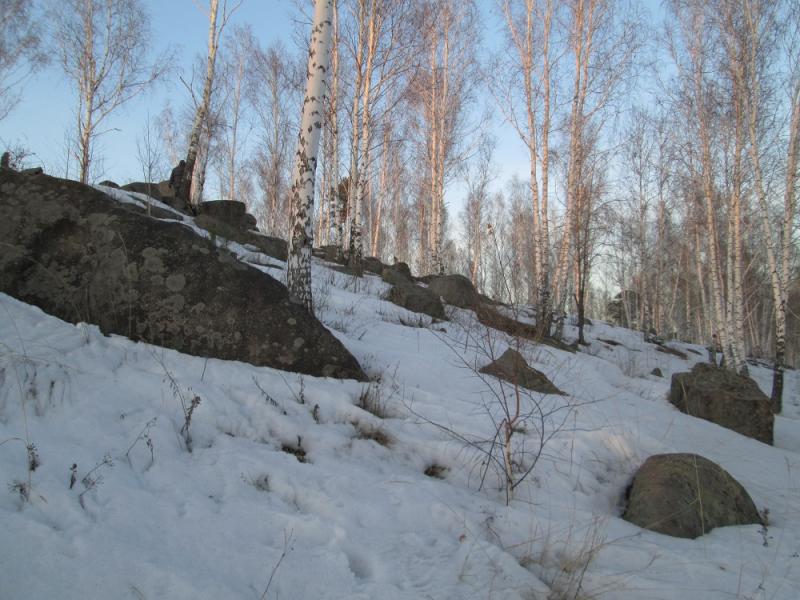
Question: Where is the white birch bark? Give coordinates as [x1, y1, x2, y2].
[180, 0, 220, 208]
[329, 0, 341, 250]
[740, 0, 799, 409]
[351, 0, 378, 274]
[346, 0, 366, 262]
[286, 0, 333, 312]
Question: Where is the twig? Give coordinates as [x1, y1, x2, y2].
[259, 529, 294, 600]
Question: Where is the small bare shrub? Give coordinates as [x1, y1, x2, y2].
[151, 349, 201, 452]
[259, 529, 294, 600]
[353, 421, 391, 446]
[125, 417, 156, 469]
[78, 454, 113, 509]
[357, 383, 388, 418]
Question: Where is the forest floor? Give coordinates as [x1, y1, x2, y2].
[1, 190, 799, 599]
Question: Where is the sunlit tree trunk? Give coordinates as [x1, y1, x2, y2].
[740, 0, 799, 410]
[180, 0, 220, 208]
[286, 0, 333, 312]
[345, 0, 366, 262]
[350, 0, 378, 274]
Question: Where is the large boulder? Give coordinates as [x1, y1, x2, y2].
[669, 363, 773, 444]
[194, 213, 287, 261]
[479, 348, 563, 395]
[392, 261, 413, 280]
[623, 453, 762, 539]
[0, 169, 364, 380]
[381, 266, 411, 287]
[198, 200, 256, 231]
[362, 256, 385, 275]
[475, 305, 576, 354]
[312, 245, 342, 263]
[121, 181, 163, 201]
[427, 274, 481, 309]
[386, 282, 445, 320]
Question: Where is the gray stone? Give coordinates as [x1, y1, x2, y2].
[316, 245, 340, 262]
[98, 180, 120, 189]
[669, 363, 773, 444]
[475, 305, 576, 354]
[381, 266, 411, 287]
[121, 181, 163, 201]
[651, 367, 663, 377]
[427, 274, 481, 308]
[156, 180, 175, 198]
[392, 261, 412, 280]
[0, 169, 365, 380]
[362, 256, 385, 275]
[199, 200, 247, 227]
[194, 214, 287, 261]
[386, 282, 445, 320]
[623, 453, 762, 539]
[479, 349, 564, 395]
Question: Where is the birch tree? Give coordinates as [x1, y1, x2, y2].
[667, 0, 756, 374]
[52, 0, 166, 183]
[348, 0, 378, 274]
[734, 0, 799, 408]
[551, 0, 640, 339]
[413, 0, 478, 275]
[493, 0, 557, 331]
[177, 0, 241, 208]
[0, 0, 46, 122]
[217, 24, 254, 204]
[286, 0, 334, 312]
[494, 0, 637, 336]
[322, 0, 341, 249]
[249, 40, 297, 236]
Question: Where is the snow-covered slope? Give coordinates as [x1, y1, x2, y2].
[2, 191, 799, 599]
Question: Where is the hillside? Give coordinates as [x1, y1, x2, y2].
[1, 189, 799, 600]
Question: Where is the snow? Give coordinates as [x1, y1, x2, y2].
[2, 192, 800, 599]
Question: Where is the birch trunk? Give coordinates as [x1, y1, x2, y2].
[329, 0, 341, 250]
[350, 0, 377, 274]
[286, 0, 333, 312]
[553, 0, 591, 330]
[179, 0, 220, 209]
[432, 22, 450, 276]
[371, 125, 390, 257]
[345, 1, 366, 263]
[538, 0, 554, 335]
[742, 0, 799, 412]
[691, 23, 731, 366]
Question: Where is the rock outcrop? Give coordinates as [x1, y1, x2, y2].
[426, 274, 481, 309]
[198, 200, 257, 231]
[385, 279, 445, 320]
[121, 181, 164, 200]
[669, 363, 773, 444]
[0, 169, 364, 380]
[479, 348, 564, 395]
[193, 213, 287, 261]
[623, 453, 762, 539]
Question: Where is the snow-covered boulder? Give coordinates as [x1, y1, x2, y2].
[0, 169, 364, 380]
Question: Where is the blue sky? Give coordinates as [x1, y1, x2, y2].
[1, 0, 664, 209]
[0, 1, 298, 182]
